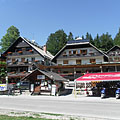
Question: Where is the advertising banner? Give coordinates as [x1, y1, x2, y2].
[0, 84, 7, 91]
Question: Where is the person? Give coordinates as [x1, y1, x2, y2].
[8, 87, 11, 96]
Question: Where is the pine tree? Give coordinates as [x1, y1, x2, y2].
[68, 32, 74, 41]
[94, 34, 100, 48]
[85, 32, 94, 44]
[114, 28, 120, 46]
[99, 32, 114, 51]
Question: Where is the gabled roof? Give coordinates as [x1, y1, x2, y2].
[21, 68, 69, 82]
[3, 36, 54, 60]
[52, 41, 108, 62]
[106, 45, 120, 54]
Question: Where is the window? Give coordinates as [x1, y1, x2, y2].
[63, 52, 67, 56]
[73, 50, 77, 54]
[80, 50, 87, 55]
[21, 58, 25, 62]
[26, 47, 32, 51]
[90, 59, 96, 64]
[76, 60, 81, 65]
[31, 57, 35, 61]
[63, 60, 68, 64]
[69, 51, 72, 55]
[12, 58, 15, 62]
[89, 53, 94, 56]
[16, 48, 22, 52]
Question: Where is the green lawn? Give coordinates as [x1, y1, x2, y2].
[0, 115, 54, 120]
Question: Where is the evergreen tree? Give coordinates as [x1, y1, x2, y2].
[85, 32, 94, 45]
[81, 35, 84, 39]
[68, 32, 74, 41]
[0, 26, 20, 53]
[99, 32, 114, 51]
[46, 29, 67, 55]
[114, 28, 120, 45]
[94, 34, 100, 48]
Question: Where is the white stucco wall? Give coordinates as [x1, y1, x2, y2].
[57, 56, 104, 65]
[35, 56, 44, 61]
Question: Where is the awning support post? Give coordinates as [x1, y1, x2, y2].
[74, 80, 77, 98]
[84, 82, 87, 96]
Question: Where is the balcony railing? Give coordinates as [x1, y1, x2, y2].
[7, 72, 29, 77]
[7, 60, 45, 67]
[61, 52, 101, 58]
[7, 50, 37, 56]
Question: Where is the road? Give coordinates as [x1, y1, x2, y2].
[0, 95, 120, 120]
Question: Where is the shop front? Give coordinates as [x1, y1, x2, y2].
[74, 72, 120, 97]
[21, 69, 68, 96]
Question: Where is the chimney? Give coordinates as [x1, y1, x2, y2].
[31, 40, 35, 43]
[43, 45, 47, 53]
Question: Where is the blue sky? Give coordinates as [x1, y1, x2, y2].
[0, 0, 120, 46]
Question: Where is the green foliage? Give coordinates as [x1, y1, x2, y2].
[94, 34, 100, 48]
[99, 32, 114, 51]
[114, 28, 120, 46]
[85, 32, 94, 45]
[0, 115, 53, 120]
[68, 32, 74, 41]
[0, 25, 20, 53]
[0, 67, 6, 78]
[46, 29, 68, 55]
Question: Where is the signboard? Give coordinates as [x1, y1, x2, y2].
[0, 84, 7, 91]
[37, 75, 45, 79]
[51, 85, 56, 96]
[31, 84, 34, 92]
[76, 72, 120, 82]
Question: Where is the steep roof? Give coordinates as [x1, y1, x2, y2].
[52, 40, 108, 62]
[106, 45, 120, 54]
[21, 68, 69, 82]
[3, 36, 54, 60]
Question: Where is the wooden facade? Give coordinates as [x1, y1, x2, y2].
[2, 37, 53, 84]
[21, 69, 67, 95]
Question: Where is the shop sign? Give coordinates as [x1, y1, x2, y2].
[37, 75, 45, 79]
[31, 84, 34, 91]
[0, 84, 7, 91]
[51, 85, 56, 96]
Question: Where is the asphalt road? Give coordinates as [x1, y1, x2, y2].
[0, 95, 120, 120]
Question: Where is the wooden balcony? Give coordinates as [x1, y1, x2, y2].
[8, 72, 29, 78]
[7, 50, 37, 56]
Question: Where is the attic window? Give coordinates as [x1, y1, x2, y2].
[26, 47, 32, 51]
[63, 52, 67, 56]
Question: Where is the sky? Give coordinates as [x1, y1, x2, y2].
[0, 0, 120, 46]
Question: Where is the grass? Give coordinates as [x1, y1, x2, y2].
[41, 112, 63, 116]
[0, 115, 54, 120]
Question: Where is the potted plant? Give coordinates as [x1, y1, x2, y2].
[18, 51, 22, 53]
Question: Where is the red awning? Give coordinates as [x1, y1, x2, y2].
[76, 72, 120, 82]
